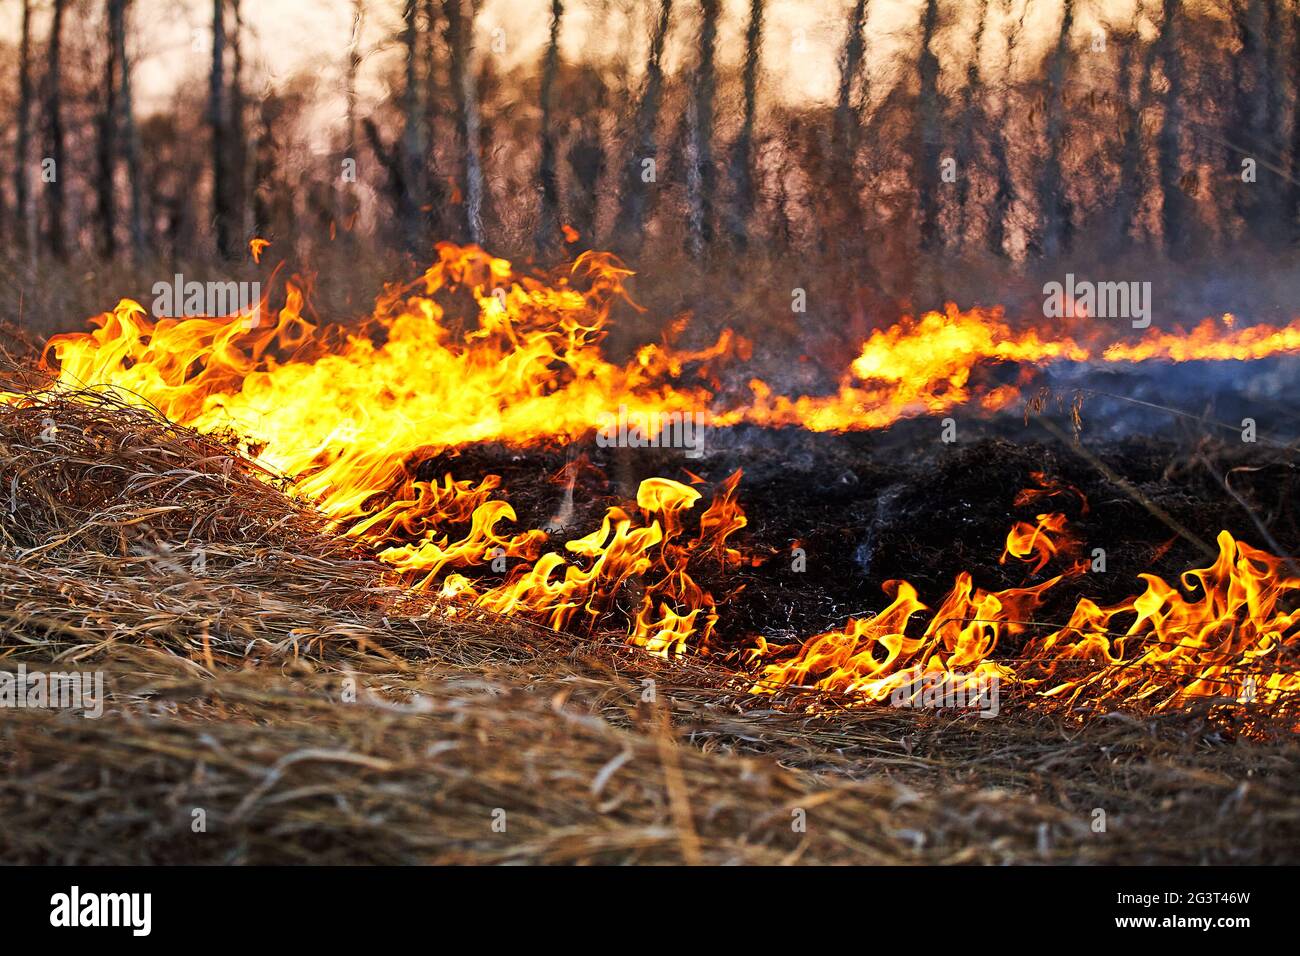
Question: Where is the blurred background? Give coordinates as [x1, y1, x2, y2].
[0, 0, 1298, 367]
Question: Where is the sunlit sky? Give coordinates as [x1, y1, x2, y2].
[1, 0, 1133, 117]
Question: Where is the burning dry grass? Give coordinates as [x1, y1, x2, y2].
[1, 382, 1298, 864]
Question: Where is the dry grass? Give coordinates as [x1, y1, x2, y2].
[0, 381, 1298, 864]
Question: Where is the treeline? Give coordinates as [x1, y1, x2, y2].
[2, 0, 1299, 283]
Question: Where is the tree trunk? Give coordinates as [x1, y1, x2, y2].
[16, 0, 34, 258]
[830, 0, 870, 263]
[1290, 0, 1300, 239]
[45, 0, 68, 259]
[987, 0, 1024, 259]
[97, 1, 120, 258]
[954, 0, 989, 248]
[916, 0, 942, 253]
[535, 0, 564, 257]
[210, 0, 233, 258]
[1035, 0, 1074, 259]
[835, 0, 868, 158]
[443, 0, 484, 244]
[112, 0, 146, 257]
[400, 0, 427, 249]
[230, 0, 247, 247]
[1156, 0, 1187, 258]
[684, 0, 719, 258]
[724, 0, 762, 250]
[612, 0, 673, 255]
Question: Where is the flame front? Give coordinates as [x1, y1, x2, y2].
[24, 243, 1300, 720]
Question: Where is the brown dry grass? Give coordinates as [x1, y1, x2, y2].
[0, 384, 1297, 864]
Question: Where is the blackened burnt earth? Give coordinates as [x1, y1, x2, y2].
[411, 417, 1300, 657]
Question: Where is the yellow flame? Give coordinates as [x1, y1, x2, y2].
[23, 243, 1300, 716]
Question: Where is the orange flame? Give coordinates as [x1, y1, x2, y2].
[20, 244, 1300, 720]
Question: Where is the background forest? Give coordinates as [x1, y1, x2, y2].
[1, 0, 1298, 369]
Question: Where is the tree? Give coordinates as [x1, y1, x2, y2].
[535, 0, 564, 256]
[1035, 0, 1075, 259]
[97, 1, 120, 257]
[1290, 0, 1300, 239]
[987, 0, 1025, 258]
[723, 0, 763, 250]
[1112, 3, 1150, 253]
[684, 0, 720, 257]
[1156, 0, 1187, 257]
[112, 0, 146, 257]
[210, 0, 234, 258]
[916, 0, 942, 252]
[400, 0, 429, 249]
[230, 0, 247, 248]
[45, 0, 68, 259]
[16, 0, 34, 257]
[443, 0, 484, 244]
[829, 0, 870, 263]
[612, 0, 673, 255]
[953, 0, 990, 247]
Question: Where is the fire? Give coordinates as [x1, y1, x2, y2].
[1000, 473, 1087, 575]
[18, 243, 1300, 720]
[1027, 531, 1300, 709]
[436, 472, 745, 656]
[752, 496, 1300, 719]
[1000, 512, 1075, 574]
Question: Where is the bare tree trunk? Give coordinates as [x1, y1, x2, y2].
[210, 0, 233, 257]
[17, 0, 35, 259]
[230, 0, 247, 246]
[400, 0, 428, 249]
[111, 0, 146, 257]
[724, 0, 762, 250]
[535, 0, 564, 257]
[1111, 4, 1151, 253]
[1035, 0, 1074, 259]
[45, 0, 68, 259]
[954, 0, 989, 248]
[1290, 0, 1300, 240]
[835, 0, 868, 157]
[612, 0, 673, 255]
[1228, 0, 1268, 231]
[1156, 0, 1187, 258]
[443, 0, 484, 244]
[338, 0, 365, 243]
[347, 1, 363, 155]
[987, 0, 1024, 259]
[830, 0, 870, 263]
[916, 0, 942, 253]
[566, 103, 604, 251]
[96, 1, 120, 258]
[254, 99, 280, 237]
[684, 0, 719, 258]
[1256, 0, 1286, 238]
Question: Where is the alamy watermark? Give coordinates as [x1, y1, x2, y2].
[890, 670, 1000, 718]
[0, 664, 104, 718]
[595, 404, 707, 459]
[1043, 273, 1151, 329]
[151, 274, 261, 328]
[50, 886, 151, 936]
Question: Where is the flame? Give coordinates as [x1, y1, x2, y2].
[753, 509, 1300, 719]
[1000, 473, 1087, 575]
[1000, 512, 1075, 574]
[434, 471, 744, 656]
[20, 243, 1300, 720]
